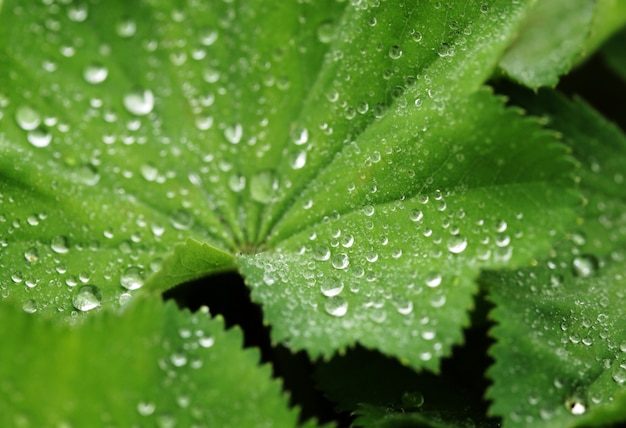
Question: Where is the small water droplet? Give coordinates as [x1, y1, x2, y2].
[409, 209, 423, 222]
[169, 209, 194, 230]
[200, 28, 218, 46]
[22, 299, 38, 313]
[24, 247, 39, 263]
[72, 285, 102, 312]
[170, 351, 188, 367]
[123, 89, 154, 116]
[27, 127, 52, 148]
[198, 336, 215, 348]
[120, 266, 145, 290]
[83, 63, 108, 84]
[425, 272, 442, 288]
[313, 245, 331, 261]
[447, 236, 467, 254]
[388, 45, 402, 59]
[317, 20, 334, 43]
[228, 174, 246, 192]
[116, 18, 137, 38]
[324, 296, 348, 317]
[320, 279, 344, 297]
[289, 151, 307, 169]
[437, 42, 454, 58]
[572, 255, 599, 278]
[566, 399, 586, 416]
[250, 170, 277, 203]
[331, 253, 349, 270]
[291, 127, 309, 145]
[15, 106, 41, 131]
[401, 391, 424, 409]
[612, 361, 626, 384]
[137, 402, 156, 416]
[224, 123, 243, 144]
[67, 3, 89, 22]
[50, 236, 70, 254]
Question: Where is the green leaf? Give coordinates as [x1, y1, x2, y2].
[486, 91, 626, 427]
[0, 0, 579, 373]
[498, 0, 597, 89]
[0, 297, 302, 427]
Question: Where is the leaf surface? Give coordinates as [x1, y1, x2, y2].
[0, 0, 578, 374]
[486, 91, 626, 427]
[0, 298, 301, 427]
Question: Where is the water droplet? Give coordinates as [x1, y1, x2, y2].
[200, 28, 218, 46]
[317, 20, 334, 43]
[22, 299, 38, 313]
[612, 361, 626, 384]
[223, 123, 243, 144]
[289, 151, 307, 169]
[291, 127, 309, 145]
[401, 391, 424, 409]
[169, 209, 194, 230]
[313, 245, 331, 261]
[50, 236, 70, 254]
[170, 351, 188, 367]
[228, 174, 246, 192]
[325, 296, 348, 317]
[411, 30, 423, 42]
[566, 399, 586, 416]
[72, 285, 102, 312]
[198, 336, 215, 348]
[75, 164, 100, 186]
[24, 247, 39, 263]
[320, 279, 344, 297]
[123, 89, 154, 116]
[83, 63, 108, 84]
[15, 106, 41, 131]
[388, 45, 402, 59]
[572, 255, 599, 278]
[447, 236, 467, 254]
[331, 253, 349, 270]
[116, 18, 137, 38]
[120, 266, 145, 290]
[67, 3, 89, 22]
[27, 127, 52, 148]
[409, 209, 423, 222]
[137, 402, 156, 416]
[250, 170, 277, 203]
[425, 272, 442, 288]
[437, 42, 454, 58]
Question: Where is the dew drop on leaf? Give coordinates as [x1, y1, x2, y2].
[571, 255, 599, 278]
[72, 284, 102, 312]
[331, 253, 349, 270]
[198, 336, 215, 348]
[291, 127, 309, 145]
[27, 127, 52, 148]
[224, 123, 243, 144]
[388, 45, 402, 59]
[320, 279, 344, 297]
[170, 351, 188, 367]
[67, 3, 88, 22]
[409, 209, 423, 222]
[169, 209, 194, 230]
[289, 151, 307, 169]
[116, 18, 137, 38]
[447, 235, 467, 254]
[123, 89, 155, 116]
[316, 20, 334, 44]
[83, 62, 108, 84]
[324, 296, 348, 317]
[425, 272, 442, 288]
[24, 247, 39, 263]
[313, 245, 331, 261]
[137, 402, 156, 416]
[250, 170, 277, 203]
[22, 298, 38, 314]
[50, 236, 70, 254]
[15, 105, 41, 131]
[120, 266, 145, 290]
[612, 361, 626, 384]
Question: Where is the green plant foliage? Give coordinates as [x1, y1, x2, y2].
[0, 298, 302, 427]
[486, 92, 626, 427]
[0, 0, 626, 426]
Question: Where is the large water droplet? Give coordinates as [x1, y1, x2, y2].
[320, 279, 344, 297]
[50, 236, 70, 254]
[15, 106, 41, 131]
[123, 89, 155, 116]
[291, 127, 309, 145]
[388, 45, 403, 59]
[313, 245, 331, 261]
[317, 21, 334, 43]
[447, 235, 467, 254]
[224, 124, 243, 144]
[612, 361, 626, 384]
[116, 18, 137, 38]
[27, 127, 52, 148]
[325, 296, 348, 317]
[425, 272, 442, 288]
[22, 299, 38, 313]
[83, 63, 108, 84]
[250, 170, 277, 203]
[137, 402, 156, 416]
[331, 253, 349, 270]
[572, 255, 599, 277]
[289, 151, 307, 169]
[67, 3, 89, 22]
[169, 209, 194, 230]
[72, 285, 102, 312]
[120, 266, 145, 290]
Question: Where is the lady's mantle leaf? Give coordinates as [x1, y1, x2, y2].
[0, 0, 578, 373]
[486, 92, 626, 427]
[0, 298, 302, 427]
